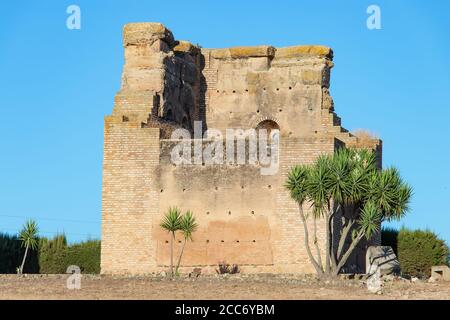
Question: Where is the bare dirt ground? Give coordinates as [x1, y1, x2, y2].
[0, 274, 448, 300]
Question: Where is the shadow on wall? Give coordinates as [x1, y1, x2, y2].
[381, 227, 398, 255]
[197, 51, 208, 134]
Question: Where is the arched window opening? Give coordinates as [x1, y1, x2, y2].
[256, 120, 280, 156]
[256, 120, 280, 138]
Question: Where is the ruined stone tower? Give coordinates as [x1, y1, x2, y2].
[101, 22, 381, 274]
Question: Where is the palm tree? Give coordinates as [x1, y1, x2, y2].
[285, 165, 324, 276]
[18, 219, 39, 274]
[175, 211, 198, 275]
[286, 148, 412, 278]
[160, 207, 182, 277]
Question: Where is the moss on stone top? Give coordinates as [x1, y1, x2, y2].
[124, 22, 168, 34]
[209, 45, 332, 60]
[275, 45, 333, 60]
[210, 46, 276, 59]
[123, 22, 175, 46]
[173, 41, 200, 54]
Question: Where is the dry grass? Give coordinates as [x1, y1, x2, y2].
[352, 129, 379, 141]
[0, 274, 448, 300]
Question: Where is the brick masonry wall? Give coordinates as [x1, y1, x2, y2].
[100, 23, 382, 275]
[101, 117, 160, 274]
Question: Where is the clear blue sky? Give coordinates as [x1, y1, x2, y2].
[0, 1, 449, 243]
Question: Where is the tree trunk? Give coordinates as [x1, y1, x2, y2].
[298, 204, 323, 276]
[170, 232, 174, 277]
[329, 211, 337, 270]
[333, 231, 364, 276]
[324, 200, 331, 274]
[19, 245, 29, 275]
[312, 217, 323, 270]
[175, 238, 187, 275]
[336, 219, 355, 260]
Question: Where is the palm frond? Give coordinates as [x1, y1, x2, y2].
[160, 207, 182, 232]
[179, 210, 198, 241]
[285, 165, 309, 204]
[19, 219, 39, 250]
[357, 201, 381, 239]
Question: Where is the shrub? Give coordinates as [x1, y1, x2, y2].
[39, 236, 101, 274]
[0, 233, 22, 273]
[0, 233, 39, 273]
[0, 232, 100, 274]
[65, 240, 101, 274]
[397, 228, 449, 278]
[38, 234, 68, 274]
[216, 262, 239, 274]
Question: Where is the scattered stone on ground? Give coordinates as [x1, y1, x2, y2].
[366, 265, 382, 294]
[0, 274, 448, 300]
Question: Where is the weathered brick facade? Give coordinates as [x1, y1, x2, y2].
[101, 22, 381, 275]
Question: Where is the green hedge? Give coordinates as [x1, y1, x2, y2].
[0, 233, 100, 274]
[0, 233, 39, 273]
[398, 228, 448, 278]
[382, 228, 449, 278]
[39, 235, 101, 274]
[65, 240, 101, 274]
[39, 234, 69, 274]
